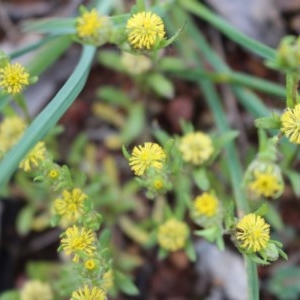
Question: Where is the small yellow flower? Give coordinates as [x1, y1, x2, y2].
[84, 259, 96, 270]
[48, 169, 59, 179]
[157, 219, 189, 252]
[129, 142, 166, 176]
[60, 225, 96, 262]
[236, 214, 270, 252]
[126, 11, 165, 50]
[194, 192, 219, 217]
[102, 270, 114, 292]
[19, 141, 46, 172]
[281, 103, 300, 144]
[20, 280, 53, 300]
[0, 62, 29, 94]
[248, 169, 283, 198]
[0, 116, 26, 158]
[178, 132, 214, 165]
[71, 285, 106, 300]
[76, 9, 105, 39]
[54, 188, 87, 226]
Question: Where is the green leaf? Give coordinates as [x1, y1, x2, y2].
[255, 114, 281, 130]
[185, 238, 196, 261]
[97, 51, 124, 73]
[114, 271, 139, 295]
[96, 85, 131, 108]
[121, 104, 145, 143]
[284, 170, 300, 197]
[193, 167, 210, 191]
[147, 73, 174, 99]
[264, 203, 284, 231]
[16, 205, 34, 236]
[98, 228, 111, 248]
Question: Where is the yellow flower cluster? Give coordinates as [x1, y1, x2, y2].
[20, 280, 53, 300]
[194, 192, 219, 217]
[0, 62, 29, 95]
[54, 188, 87, 226]
[178, 132, 214, 165]
[236, 214, 270, 252]
[157, 219, 189, 252]
[129, 142, 166, 176]
[71, 285, 106, 300]
[281, 103, 300, 144]
[126, 11, 165, 50]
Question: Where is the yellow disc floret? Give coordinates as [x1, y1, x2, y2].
[281, 103, 300, 144]
[76, 9, 104, 38]
[60, 225, 96, 262]
[129, 142, 166, 176]
[194, 192, 219, 217]
[157, 219, 189, 252]
[0, 62, 29, 94]
[126, 11, 165, 50]
[236, 214, 270, 252]
[54, 188, 87, 226]
[178, 132, 214, 165]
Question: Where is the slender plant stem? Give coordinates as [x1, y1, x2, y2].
[286, 73, 299, 108]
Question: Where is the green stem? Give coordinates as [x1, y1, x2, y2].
[14, 93, 30, 121]
[178, 0, 275, 60]
[171, 69, 286, 98]
[286, 72, 299, 108]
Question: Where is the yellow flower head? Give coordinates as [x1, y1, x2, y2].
[129, 142, 166, 176]
[0, 62, 29, 94]
[0, 116, 26, 158]
[71, 285, 106, 300]
[244, 161, 284, 199]
[157, 219, 189, 252]
[178, 132, 214, 165]
[248, 168, 283, 199]
[54, 188, 87, 226]
[20, 280, 53, 300]
[60, 225, 96, 262]
[84, 259, 96, 271]
[236, 214, 270, 252]
[19, 141, 46, 172]
[126, 11, 165, 50]
[281, 103, 300, 144]
[76, 9, 105, 39]
[194, 192, 219, 217]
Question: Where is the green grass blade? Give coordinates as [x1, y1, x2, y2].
[178, 0, 276, 60]
[0, 45, 96, 189]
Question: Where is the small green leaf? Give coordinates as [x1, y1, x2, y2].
[121, 104, 145, 143]
[193, 167, 210, 191]
[255, 114, 281, 129]
[185, 238, 196, 261]
[285, 170, 300, 197]
[147, 73, 174, 99]
[16, 206, 34, 235]
[115, 271, 139, 295]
